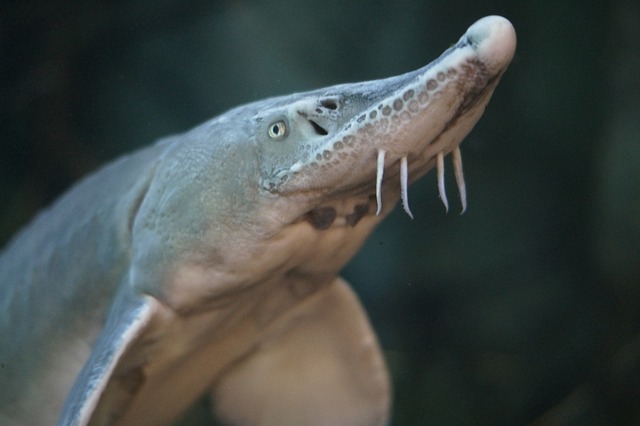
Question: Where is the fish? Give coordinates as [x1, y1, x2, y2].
[0, 15, 516, 426]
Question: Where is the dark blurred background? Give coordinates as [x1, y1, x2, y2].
[1, 0, 639, 424]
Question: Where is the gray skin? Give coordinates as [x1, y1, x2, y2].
[0, 16, 516, 426]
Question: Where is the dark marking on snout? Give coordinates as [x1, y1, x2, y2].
[428, 61, 496, 147]
[306, 206, 337, 230]
[440, 60, 495, 134]
[346, 203, 370, 227]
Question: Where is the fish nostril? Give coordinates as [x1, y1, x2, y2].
[308, 120, 328, 136]
[320, 99, 338, 110]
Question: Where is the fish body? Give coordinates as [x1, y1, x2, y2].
[0, 16, 516, 426]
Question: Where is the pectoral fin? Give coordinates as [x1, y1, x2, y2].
[58, 287, 157, 426]
[211, 278, 390, 426]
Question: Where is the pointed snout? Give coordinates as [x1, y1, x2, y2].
[465, 15, 517, 75]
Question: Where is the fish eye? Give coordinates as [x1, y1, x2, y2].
[268, 120, 288, 140]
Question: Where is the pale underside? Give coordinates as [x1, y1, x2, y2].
[86, 279, 390, 426]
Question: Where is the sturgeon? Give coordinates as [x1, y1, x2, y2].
[0, 16, 516, 426]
